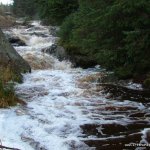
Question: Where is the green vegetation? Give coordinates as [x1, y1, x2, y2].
[0, 80, 18, 108]
[143, 75, 150, 88]
[12, 0, 150, 85]
[59, 0, 150, 79]
[0, 67, 20, 108]
[0, 3, 12, 15]
[13, 0, 38, 18]
[36, 0, 78, 25]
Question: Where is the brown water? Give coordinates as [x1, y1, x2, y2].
[0, 21, 150, 150]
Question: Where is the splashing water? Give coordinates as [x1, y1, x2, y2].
[0, 21, 150, 150]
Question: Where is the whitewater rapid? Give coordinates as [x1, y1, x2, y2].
[0, 21, 150, 150]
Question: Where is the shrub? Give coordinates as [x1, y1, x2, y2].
[0, 67, 21, 108]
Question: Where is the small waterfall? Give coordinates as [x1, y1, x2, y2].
[22, 51, 71, 70]
[7, 21, 71, 70]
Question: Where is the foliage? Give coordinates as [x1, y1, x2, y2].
[13, 0, 38, 18]
[59, 0, 150, 79]
[0, 67, 20, 108]
[12, 0, 150, 82]
[143, 77, 150, 89]
[0, 3, 12, 15]
[0, 80, 18, 108]
[36, 0, 78, 25]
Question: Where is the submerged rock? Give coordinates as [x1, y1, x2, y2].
[0, 29, 31, 82]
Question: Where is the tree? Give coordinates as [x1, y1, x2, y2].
[36, 0, 78, 25]
[60, 0, 150, 78]
[13, 0, 38, 18]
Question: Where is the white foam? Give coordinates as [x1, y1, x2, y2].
[0, 21, 147, 150]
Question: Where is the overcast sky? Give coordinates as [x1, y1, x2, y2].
[0, 0, 13, 5]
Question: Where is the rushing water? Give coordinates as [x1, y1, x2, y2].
[0, 21, 150, 150]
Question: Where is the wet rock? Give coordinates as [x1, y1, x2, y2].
[4, 31, 26, 46]
[81, 121, 150, 140]
[41, 44, 57, 54]
[28, 26, 43, 31]
[8, 36, 26, 46]
[145, 114, 150, 117]
[129, 112, 146, 118]
[145, 130, 150, 143]
[72, 55, 97, 69]
[21, 135, 47, 150]
[54, 46, 68, 61]
[65, 140, 92, 150]
[30, 32, 49, 37]
[83, 132, 142, 150]
[101, 83, 150, 103]
[41, 44, 68, 61]
[30, 141, 46, 150]
[49, 26, 59, 36]
[81, 124, 128, 137]
[0, 29, 31, 82]
[15, 109, 28, 116]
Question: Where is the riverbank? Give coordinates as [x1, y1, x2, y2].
[0, 15, 16, 28]
[0, 20, 31, 107]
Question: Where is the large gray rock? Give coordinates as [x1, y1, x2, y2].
[41, 44, 68, 61]
[0, 29, 31, 81]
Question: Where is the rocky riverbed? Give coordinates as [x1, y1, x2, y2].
[0, 21, 150, 150]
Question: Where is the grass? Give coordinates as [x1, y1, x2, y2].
[0, 67, 22, 108]
[0, 81, 18, 108]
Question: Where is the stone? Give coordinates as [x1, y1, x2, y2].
[72, 55, 97, 68]
[8, 36, 26, 46]
[49, 26, 59, 36]
[41, 44, 68, 61]
[0, 29, 31, 82]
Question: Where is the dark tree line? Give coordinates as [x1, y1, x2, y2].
[12, 0, 150, 87]
[13, 0, 38, 18]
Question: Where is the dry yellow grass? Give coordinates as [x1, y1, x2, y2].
[0, 67, 22, 108]
[0, 15, 15, 28]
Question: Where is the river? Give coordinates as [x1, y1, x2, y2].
[0, 21, 150, 150]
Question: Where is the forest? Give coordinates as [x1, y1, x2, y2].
[12, 0, 150, 87]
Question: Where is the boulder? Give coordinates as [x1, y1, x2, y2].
[0, 29, 31, 82]
[8, 36, 26, 46]
[41, 44, 68, 61]
[49, 26, 59, 37]
[4, 31, 26, 46]
[72, 55, 97, 68]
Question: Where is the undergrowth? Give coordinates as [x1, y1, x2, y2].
[0, 67, 21, 108]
